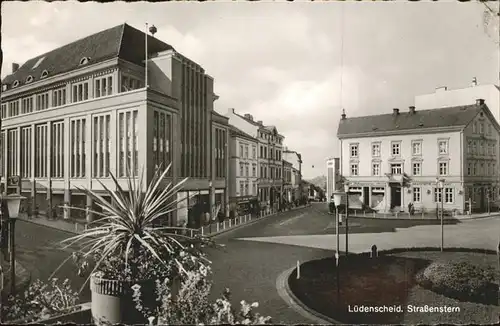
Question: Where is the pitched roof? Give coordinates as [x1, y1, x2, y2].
[2, 23, 174, 86]
[234, 111, 262, 127]
[337, 104, 483, 137]
[229, 125, 257, 141]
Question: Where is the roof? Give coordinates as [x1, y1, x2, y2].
[232, 111, 284, 136]
[2, 23, 174, 87]
[337, 104, 484, 137]
[229, 125, 257, 141]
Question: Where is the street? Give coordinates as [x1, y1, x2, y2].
[12, 203, 500, 324]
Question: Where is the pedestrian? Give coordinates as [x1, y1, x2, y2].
[408, 202, 413, 216]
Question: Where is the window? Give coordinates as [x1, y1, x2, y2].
[467, 163, 472, 176]
[51, 121, 65, 178]
[372, 163, 380, 176]
[70, 118, 86, 178]
[391, 141, 401, 156]
[36, 93, 49, 110]
[479, 122, 484, 134]
[52, 88, 66, 107]
[412, 162, 421, 176]
[72, 81, 89, 103]
[121, 75, 142, 92]
[438, 139, 448, 155]
[93, 115, 111, 178]
[118, 110, 139, 177]
[21, 127, 33, 178]
[0, 132, 4, 177]
[239, 162, 244, 176]
[434, 188, 442, 203]
[95, 76, 113, 98]
[439, 162, 448, 176]
[79, 57, 90, 65]
[7, 129, 19, 177]
[473, 162, 477, 175]
[412, 141, 422, 155]
[472, 121, 477, 133]
[350, 163, 358, 176]
[35, 124, 48, 178]
[245, 164, 249, 177]
[467, 140, 472, 154]
[444, 188, 454, 203]
[350, 144, 358, 157]
[239, 181, 244, 196]
[487, 124, 492, 136]
[41, 70, 49, 79]
[1, 103, 6, 119]
[391, 163, 402, 175]
[152, 110, 172, 174]
[371, 143, 380, 157]
[252, 147, 256, 159]
[239, 145, 244, 157]
[412, 187, 421, 203]
[21, 97, 33, 114]
[8, 101, 19, 117]
[12, 80, 19, 88]
[252, 163, 256, 177]
[244, 182, 249, 196]
[26, 75, 34, 84]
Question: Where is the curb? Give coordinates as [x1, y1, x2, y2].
[276, 267, 338, 325]
[209, 205, 312, 238]
[18, 218, 82, 235]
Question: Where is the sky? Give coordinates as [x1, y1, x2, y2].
[1, 1, 499, 179]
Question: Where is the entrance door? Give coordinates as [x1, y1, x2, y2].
[390, 186, 402, 208]
[363, 187, 369, 207]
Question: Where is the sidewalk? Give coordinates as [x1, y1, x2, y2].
[18, 205, 312, 236]
[344, 210, 500, 220]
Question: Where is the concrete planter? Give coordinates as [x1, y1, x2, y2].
[90, 274, 158, 326]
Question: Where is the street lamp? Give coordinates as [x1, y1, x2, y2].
[344, 183, 350, 256]
[436, 178, 445, 252]
[3, 194, 25, 294]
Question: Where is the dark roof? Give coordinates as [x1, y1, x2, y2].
[234, 112, 262, 127]
[2, 23, 174, 86]
[229, 125, 257, 141]
[337, 104, 484, 137]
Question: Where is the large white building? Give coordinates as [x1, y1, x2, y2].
[415, 81, 500, 123]
[337, 100, 500, 214]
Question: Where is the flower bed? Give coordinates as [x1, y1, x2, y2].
[288, 248, 500, 325]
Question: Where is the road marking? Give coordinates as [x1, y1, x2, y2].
[279, 213, 305, 226]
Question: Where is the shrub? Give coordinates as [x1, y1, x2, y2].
[416, 261, 497, 304]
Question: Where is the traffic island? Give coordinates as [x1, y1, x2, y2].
[288, 248, 499, 325]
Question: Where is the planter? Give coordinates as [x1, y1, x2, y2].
[90, 274, 159, 326]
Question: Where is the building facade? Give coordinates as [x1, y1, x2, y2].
[337, 100, 500, 215]
[282, 160, 293, 203]
[0, 23, 228, 226]
[326, 157, 341, 202]
[283, 147, 303, 202]
[226, 108, 284, 211]
[228, 125, 259, 215]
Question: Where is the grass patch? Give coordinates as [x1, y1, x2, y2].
[289, 248, 499, 324]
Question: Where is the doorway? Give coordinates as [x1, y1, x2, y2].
[390, 186, 401, 208]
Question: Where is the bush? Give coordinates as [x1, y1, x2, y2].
[416, 261, 497, 304]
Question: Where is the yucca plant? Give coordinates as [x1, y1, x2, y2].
[51, 163, 214, 292]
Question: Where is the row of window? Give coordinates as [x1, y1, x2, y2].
[471, 119, 493, 136]
[259, 164, 282, 179]
[351, 139, 449, 158]
[351, 161, 450, 177]
[214, 128, 227, 178]
[238, 181, 257, 197]
[239, 162, 257, 177]
[152, 110, 173, 174]
[466, 160, 497, 176]
[259, 145, 282, 160]
[239, 143, 257, 159]
[259, 132, 282, 144]
[466, 139, 497, 157]
[1, 74, 143, 119]
[410, 187, 454, 204]
[0, 109, 140, 179]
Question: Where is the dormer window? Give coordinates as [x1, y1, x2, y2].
[79, 57, 90, 65]
[41, 70, 49, 79]
[12, 80, 19, 88]
[1, 84, 7, 91]
[26, 75, 34, 84]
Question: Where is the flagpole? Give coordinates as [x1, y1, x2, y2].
[145, 23, 149, 88]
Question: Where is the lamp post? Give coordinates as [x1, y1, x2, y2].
[436, 178, 445, 252]
[3, 194, 25, 295]
[344, 183, 350, 256]
[332, 191, 344, 256]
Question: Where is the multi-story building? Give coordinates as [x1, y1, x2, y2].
[226, 108, 284, 211]
[415, 80, 500, 123]
[228, 125, 259, 215]
[282, 160, 293, 203]
[0, 23, 229, 226]
[337, 100, 500, 214]
[283, 147, 303, 202]
[326, 157, 341, 202]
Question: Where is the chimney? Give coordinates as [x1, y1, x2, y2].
[393, 108, 400, 115]
[471, 77, 477, 87]
[227, 108, 235, 114]
[12, 63, 19, 73]
[244, 114, 253, 121]
[257, 120, 263, 125]
[476, 98, 485, 106]
[341, 109, 346, 120]
[409, 106, 416, 114]
[435, 86, 447, 92]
